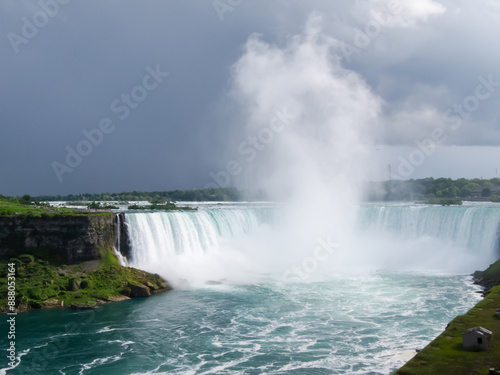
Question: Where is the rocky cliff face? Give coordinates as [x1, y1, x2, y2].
[0, 214, 114, 264]
[473, 258, 500, 294]
[115, 213, 132, 261]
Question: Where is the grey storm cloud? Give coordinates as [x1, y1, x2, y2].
[1, 0, 499, 196]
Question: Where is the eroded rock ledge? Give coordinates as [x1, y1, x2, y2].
[1, 253, 171, 313]
[0, 212, 171, 314]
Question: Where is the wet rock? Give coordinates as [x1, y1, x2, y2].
[127, 282, 151, 298]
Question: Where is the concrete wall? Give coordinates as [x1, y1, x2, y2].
[463, 332, 490, 350]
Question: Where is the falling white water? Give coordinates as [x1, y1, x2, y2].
[113, 214, 128, 266]
[113, 248, 128, 267]
[125, 206, 277, 287]
[357, 203, 500, 253]
[123, 203, 500, 286]
[350, 202, 500, 273]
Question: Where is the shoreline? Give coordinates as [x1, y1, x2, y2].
[1, 252, 171, 315]
[395, 259, 500, 374]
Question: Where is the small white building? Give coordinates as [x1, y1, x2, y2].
[462, 327, 493, 350]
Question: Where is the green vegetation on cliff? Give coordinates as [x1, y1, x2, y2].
[0, 200, 171, 312]
[473, 259, 500, 293]
[0, 250, 170, 313]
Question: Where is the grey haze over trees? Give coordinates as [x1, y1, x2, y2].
[1, 0, 500, 196]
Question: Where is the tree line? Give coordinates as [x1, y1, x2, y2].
[6, 178, 500, 203]
[34, 187, 243, 203]
[364, 177, 500, 201]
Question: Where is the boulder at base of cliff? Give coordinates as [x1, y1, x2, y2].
[127, 282, 152, 298]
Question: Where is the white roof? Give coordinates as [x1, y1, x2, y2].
[463, 327, 492, 337]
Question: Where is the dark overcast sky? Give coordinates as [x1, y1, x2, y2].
[1, 0, 500, 196]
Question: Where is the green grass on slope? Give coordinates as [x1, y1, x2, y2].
[395, 286, 500, 375]
[480, 260, 500, 290]
[0, 250, 170, 312]
[0, 197, 111, 217]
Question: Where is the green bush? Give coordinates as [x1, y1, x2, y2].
[428, 198, 463, 206]
[19, 254, 35, 264]
[67, 278, 80, 291]
[80, 279, 91, 289]
[28, 287, 47, 301]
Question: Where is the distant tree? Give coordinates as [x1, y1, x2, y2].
[490, 178, 500, 186]
[460, 183, 481, 197]
[471, 178, 483, 185]
[19, 194, 31, 205]
[434, 178, 454, 195]
[102, 193, 112, 201]
[149, 197, 167, 204]
[482, 188, 491, 197]
[87, 201, 101, 209]
[419, 177, 436, 195]
[437, 186, 459, 198]
[455, 178, 469, 189]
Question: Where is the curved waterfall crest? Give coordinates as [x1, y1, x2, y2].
[119, 203, 500, 282]
[123, 207, 275, 260]
[356, 204, 500, 258]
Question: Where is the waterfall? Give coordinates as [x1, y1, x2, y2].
[122, 207, 275, 286]
[350, 203, 500, 273]
[119, 203, 500, 284]
[113, 213, 128, 266]
[356, 203, 500, 258]
[125, 208, 274, 259]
